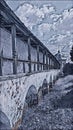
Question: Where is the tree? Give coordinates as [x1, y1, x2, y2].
[70, 46, 73, 62]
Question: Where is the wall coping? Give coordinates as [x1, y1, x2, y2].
[0, 70, 59, 82]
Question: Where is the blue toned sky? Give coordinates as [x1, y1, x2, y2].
[5, 0, 73, 12]
[5, 0, 73, 59]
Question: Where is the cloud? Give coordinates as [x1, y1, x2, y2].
[15, 3, 55, 28]
[15, 3, 73, 59]
[40, 4, 55, 14]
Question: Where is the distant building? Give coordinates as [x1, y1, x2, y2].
[55, 50, 62, 65]
[55, 51, 67, 68]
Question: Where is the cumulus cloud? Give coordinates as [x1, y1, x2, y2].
[15, 3, 55, 29]
[40, 4, 55, 14]
[15, 3, 73, 59]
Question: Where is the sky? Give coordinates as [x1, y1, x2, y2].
[5, 0, 73, 13]
[5, 0, 73, 60]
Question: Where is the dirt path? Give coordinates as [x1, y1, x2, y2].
[19, 75, 73, 130]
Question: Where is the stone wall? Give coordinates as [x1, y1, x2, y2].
[0, 70, 59, 128]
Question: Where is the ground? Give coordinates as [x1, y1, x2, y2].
[20, 75, 73, 130]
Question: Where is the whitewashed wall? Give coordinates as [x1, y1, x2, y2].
[0, 27, 46, 75]
[31, 46, 37, 62]
[1, 27, 54, 75]
[17, 62, 23, 73]
[39, 51, 43, 63]
[0, 27, 12, 58]
[0, 27, 13, 75]
[2, 61, 13, 75]
[25, 63, 28, 73]
[16, 37, 28, 61]
[16, 37, 28, 73]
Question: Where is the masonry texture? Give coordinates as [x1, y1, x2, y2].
[0, 70, 59, 127]
[0, 1, 61, 129]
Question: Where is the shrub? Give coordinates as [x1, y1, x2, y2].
[70, 46, 73, 62]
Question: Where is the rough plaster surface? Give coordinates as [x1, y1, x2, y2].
[0, 70, 59, 127]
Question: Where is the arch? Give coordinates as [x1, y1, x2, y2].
[0, 111, 11, 130]
[42, 79, 48, 96]
[25, 85, 38, 107]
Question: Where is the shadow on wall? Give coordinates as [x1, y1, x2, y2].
[17, 81, 49, 130]
[25, 85, 38, 107]
[18, 78, 58, 129]
[24, 79, 49, 109]
[38, 79, 48, 98]
[0, 110, 11, 130]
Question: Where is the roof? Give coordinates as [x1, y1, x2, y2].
[0, 0, 60, 66]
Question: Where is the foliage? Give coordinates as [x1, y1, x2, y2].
[70, 46, 73, 61]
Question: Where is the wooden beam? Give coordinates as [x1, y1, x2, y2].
[31, 37, 44, 51]
[0, 26, 2, 75]
[46, 52, 48, 70]
[31, 37, 38, 45]
[0, 23, 12, 28]
[0, 3, 29, 37]
[43, 52, 45, 70]
[0, 50, 3, 76]
[0, 58, 2, 76]
[49, 58, 51, 69]
[34, 64, 36, 72]
[28, 37, 31, 73]
[37, 45, 39, 71]
[23, 62, 25, 73]
[11, 24, 17, 74]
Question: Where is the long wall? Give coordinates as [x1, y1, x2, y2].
[0, 70, 60, 128]
[0, 0, 60, 77]
[0, 26, 59, 76]
[0, 27, 13, 75]
[0, 1, 60, 129]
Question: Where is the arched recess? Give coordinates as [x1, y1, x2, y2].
[0, 110, 11, 130]
[42, 79, 48, 96]
[25, 85, 38, 107]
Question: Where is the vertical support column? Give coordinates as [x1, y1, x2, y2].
[50, 59, 52, 69]
[0, 28, 2, 76]
[37, 45, 39, 71]
[0, 52, 2, 76]
[49, 57, 50, 69]
[11, 24, 17, 74]
[0, 61, 2, 76]
[43, 52, 45, 70]
[46, 52, 48, 70]
[51, 59, 53, 69]
[0, 58, 2, 76]
[34, 64, 36, 72]
[23, 62, 25, 73]
[28, 37, 31, 73]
